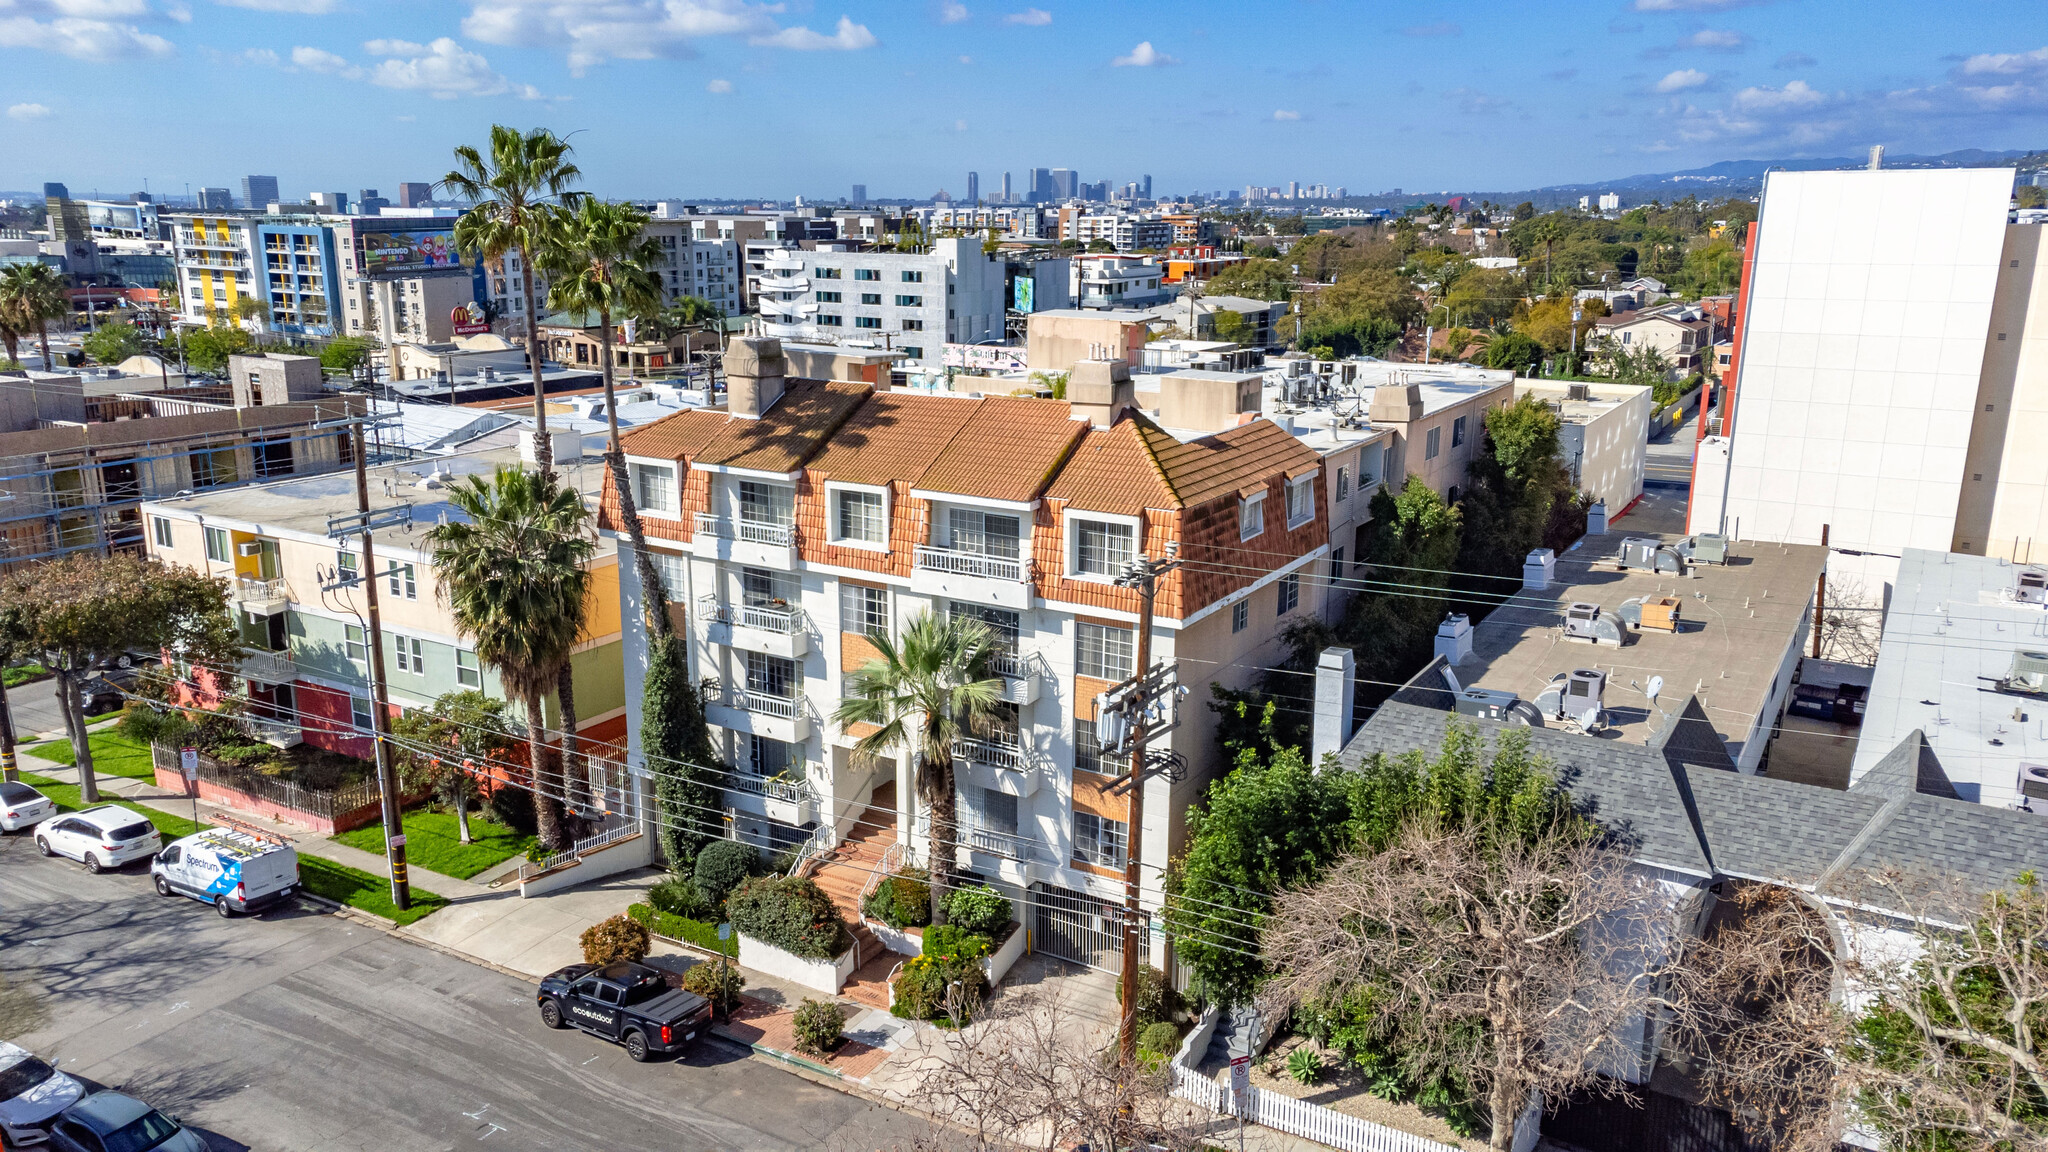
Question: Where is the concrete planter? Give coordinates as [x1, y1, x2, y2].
[868, 920, 923, 957]
[738, 932, 857, 996]
[981, 921, 1026, 986]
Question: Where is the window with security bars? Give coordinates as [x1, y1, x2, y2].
[836, 490, 885, 542]
[1076, 621, 1134, 681]
[1075, 519, 1134, 576]
[841, 583, 888, 634]
[738, 480, 794, 526]
[1073, 811, 1127, 868]
[948, 508, 1020, 558]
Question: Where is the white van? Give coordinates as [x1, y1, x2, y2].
[151, 827, 299, 917]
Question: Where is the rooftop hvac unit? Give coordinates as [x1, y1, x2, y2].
[1617, 536, 1686, 576]
[1567, 382, 1591, 402]
[1688, 533, 1729, 565]
[1454, 687, 1544, 727]
[1562, 601, 1629, 646]
[1534, 669, 1607, 733]
[2010, 650, 2048, 696]
[2018, 570, 2048, 607]
[2022, 764, 2048, 802]
[1617, 595, 1683, 633]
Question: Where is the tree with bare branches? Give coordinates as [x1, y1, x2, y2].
[1263, 822, 1676, 1151]
[900, 987, 1212, 1152]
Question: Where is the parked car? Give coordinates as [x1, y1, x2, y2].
[0, 781, 56, 832]
[0, 1041, 84, 1147]
[78, 669, 139, 717]
[44, 1092, 207, 1152]
[151, 827, 299, 917]
[536, 961, 712, 1062]
[34, 806, 162, 873]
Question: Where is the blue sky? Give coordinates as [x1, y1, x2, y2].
[3, 0, 2045, 201]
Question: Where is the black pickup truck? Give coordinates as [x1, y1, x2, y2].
[537, 961, 712, 1062]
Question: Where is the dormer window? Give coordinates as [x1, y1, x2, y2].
[1239, 491, 1265, 540]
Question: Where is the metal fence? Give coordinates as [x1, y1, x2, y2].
[152, 743, 380, 820]
[1029, 882, 1124, 971]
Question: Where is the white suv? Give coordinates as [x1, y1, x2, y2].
[34, 807, 162, 872]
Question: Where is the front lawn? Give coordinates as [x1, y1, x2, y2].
[332, 808, 535, 880]
[296, 856, 447, 926]
[2, 663, 48, 689]
[26, 728, 157, 780]
[16, 772, 203, 840]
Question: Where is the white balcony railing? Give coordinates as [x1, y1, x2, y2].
[239, 648, 296, 684]
[700, 596, 807, 635]
[915, 545, 1024, 583]
[724, 684, 803, 720]
[954, 735, 1027, 772]
[694, 514, 795, 547]
[964, 825, 1050, 863]
[232, 576, 288, 605]
[730, 771, 818, 805]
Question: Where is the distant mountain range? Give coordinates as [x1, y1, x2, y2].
[1544, 148, 2040, 193]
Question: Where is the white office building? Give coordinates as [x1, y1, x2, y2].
[753, 237, 1004, 365]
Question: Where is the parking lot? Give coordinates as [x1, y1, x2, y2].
[0, 829, 931, 1151]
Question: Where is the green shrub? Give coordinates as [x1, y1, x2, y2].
[1138, 1020, 1182, 1067]
[890, 951, 990, 1023]
[579, 914, 651, 965]
[649, 874, 712, 921]
[626, 903, 721, 952]
[1286, 1046, 1323, 1086]
[117, 704, 194, 747]
[694, 838, 760, 910]
[791, 998, 846, 1056]
[727, 875, 848, 960]
[921, 924, 990, 962]
[488, 785, 537, 836]
[1113, 963, 1179, 1028]
[861, 869, 931, 929]
[945, 885, 1012, 938]
[680, 958, 746, 1015]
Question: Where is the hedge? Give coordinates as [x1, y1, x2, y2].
[627, 902, 725, 954]
[728, 874, 849, 960]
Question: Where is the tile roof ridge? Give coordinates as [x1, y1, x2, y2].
[1124, 411, 1183, 506]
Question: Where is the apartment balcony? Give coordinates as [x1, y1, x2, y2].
[703, 678, 812, 743]
[699, 596, 810, 659]
[693, 513, 796, 567]
[727, 769, 822, 826]
[953, 734, 1041, 797]
[239, 648, 297, 686]
[231, 576, 289, 615]
[242, 714, 302, 747]
[911, 545, 1032, 610]
[961, 824, 1053, 866]
[985, 649, 1043, 704]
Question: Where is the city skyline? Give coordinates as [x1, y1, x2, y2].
[0, 1, 2043, 201]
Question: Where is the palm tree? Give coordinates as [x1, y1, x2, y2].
[441, 126, 584, 473]
[0, 263, 71, 371]
[230, 296, 267, 347]
[429, 466, 594, 851]
[834, 611, 1006, 926]
[539, 199, 678, 641]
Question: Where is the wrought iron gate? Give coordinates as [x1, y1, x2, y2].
[1030, 882, 1124, 971]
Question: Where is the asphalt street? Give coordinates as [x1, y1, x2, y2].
[5, 675, 67, 744]
[0, 830, 936, 1152]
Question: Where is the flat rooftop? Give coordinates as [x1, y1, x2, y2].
[1851, 548, 2048, 809]
[1513, 379, 1652, 425]
[1456, 528, 1827, 760]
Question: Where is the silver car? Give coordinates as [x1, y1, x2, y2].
[0, 1041, 85, 1146]
[0, 781, 55, 832]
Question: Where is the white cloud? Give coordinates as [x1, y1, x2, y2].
[1003, 7, 1049, 25]
[1731, 78, 1824, 110]
[938, 1, 967, 23]
[749, 15, 875, 50]
[215, 0, 338, 12]
[957, 53, 970, 63]
[7, 101, 51, 119]
[1112, 40, 1174, 67]
[239, 45, 276, 63]
[953, 118, 967, 131]
[364, 36, 539, 99]
[1656, 68, 1709, 91]
[291, 43, 355, 73]
[1960, 46, 2048, 76]
[705, 77, 731, 93]
[0, 0, 175, 59]
[1271, 109, 1299, 121]
[463, 0, 783, 72]
[1684, 28, 1747, 50]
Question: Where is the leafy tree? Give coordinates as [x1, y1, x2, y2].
[1455, 398, 1574, 592]
[1209, 309, 1251, 344]
[1481, 331, 1540, 373]
[0, 554, 241, 803]
[1202, 258, 1294, 301]
[1343, 477, 1461, 686]
[1674, 237, 1742, 297]
[389, 690, 516, 844]
[1165, 742, 1354, 1005]
[0, 262, 69, 371]
[319, 336, 376, 375]
[1298, 268, 1419, 357]
[81, 321, 146, 365]
[834, 611, 1005, 925]
[1443, 267, 1523, 329]
[230, 296, 266, 343]
[177, 324, 254, 374]
[428, 467, 594, 850]
[1085, 239, 1115, 253]
[2019, 185, 2047, 210]
[1602, 341, 1673, 388]
[1513, 295, 1593, 356]
[643, 632, 721, 866]
[443, 125, 585, 472]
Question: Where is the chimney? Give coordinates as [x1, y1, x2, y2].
[1311, 647, 1356, 761]
[1368, 382, 1424, 423]
[725, 335, 787, 419]
[1067, 358, 1134, 427]
[1433, 613, 1473, 665]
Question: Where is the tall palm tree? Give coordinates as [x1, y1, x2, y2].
[441, 125, 584, 472]
[0, 263, 71, 371]
[429, 467, 594, 851]
[540, 199, 677, 640]
[834, 611, 1005, 926]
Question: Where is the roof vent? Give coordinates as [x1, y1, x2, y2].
[2017, 570, 2048, 607]
[2021, 764, 2048, 802]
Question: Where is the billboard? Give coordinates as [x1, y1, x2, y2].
[1013, 275, 1035, 313]
[451, 304, 490, 335]
[360, 229, 460, 274]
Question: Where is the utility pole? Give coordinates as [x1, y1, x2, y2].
[1109, 544, 1183, 1067]
[351, 419, 410, 910]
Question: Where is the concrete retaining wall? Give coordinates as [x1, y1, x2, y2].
[738, 933, 857, 995]
[517, 831, 653, 898]
[152, 766, 386, 834]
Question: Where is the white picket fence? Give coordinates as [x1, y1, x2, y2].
[1169, 1010, 1460, 1152]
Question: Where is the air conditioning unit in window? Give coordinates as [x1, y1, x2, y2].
[236, 542, 264, 557]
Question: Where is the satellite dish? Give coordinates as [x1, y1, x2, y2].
[1646, 675, 1664, 704]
